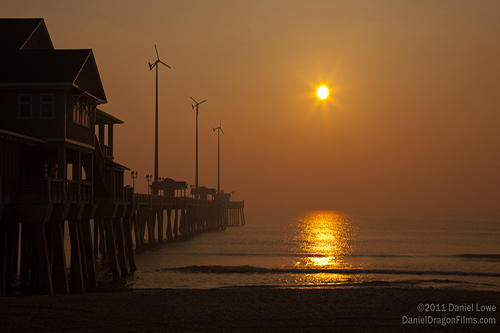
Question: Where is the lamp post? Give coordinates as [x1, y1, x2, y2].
[131, 171, 138, 190]
[146, 174, 152, 194]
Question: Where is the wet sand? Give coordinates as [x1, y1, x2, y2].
[0, 287, 498, 332]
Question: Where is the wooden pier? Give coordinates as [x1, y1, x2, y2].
[0, 183, 245, 296]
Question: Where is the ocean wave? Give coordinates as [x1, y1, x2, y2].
[349, 254, 415, 258]
[160, 265, 500, 277]
[452, 254, 500, 261]
[168, 252, 500, 261]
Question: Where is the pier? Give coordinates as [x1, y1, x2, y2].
[0, 182, 244, 296]
[0, 18, 245, 296]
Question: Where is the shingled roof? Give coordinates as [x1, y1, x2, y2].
[0, 49, 107, 103]
[0, 18, 53, 50]
[152, 178, 188, 191]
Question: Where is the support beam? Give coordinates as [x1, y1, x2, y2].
[166, 209, 173, 241]
[134, 211, 140, 249]
[77, 221, 88, 286]
[51, 221, 69, 294]
[157, 209, 163, 244]
[34, 223, 53, 295]
[98, 219, 107, 260]
[81, 220, 97, 289]
[19, 223, 32, 289]
[114, 217, 128, 277]
[68, 220, 84, 293]
[173, 209, 179, 240]
[0, 223, 8, 297]
[122, 216, 136, 271]
[103, 218, 119, 280]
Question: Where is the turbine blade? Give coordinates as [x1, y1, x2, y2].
[221, 128, 225, 135]
[159, 60, 171, 68]
[190, 96, 197, 103]
[199, 100, 206, 105]
[155, 44, 159, 60]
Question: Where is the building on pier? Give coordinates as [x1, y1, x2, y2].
[0, 18, 112, 203]
[0, 18, 133, 296]
[191, 186, 217, 200]
[152, 177, 188, 197]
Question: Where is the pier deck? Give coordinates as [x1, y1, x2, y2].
[0, 187, 245, 297]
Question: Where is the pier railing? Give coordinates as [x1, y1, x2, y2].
[133, 194, 227, 209]
[228, 201, 244, 209]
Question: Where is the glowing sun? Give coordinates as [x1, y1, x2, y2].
[316, 85, 329, 100]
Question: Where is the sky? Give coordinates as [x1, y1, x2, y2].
[3, 0, 500, 214]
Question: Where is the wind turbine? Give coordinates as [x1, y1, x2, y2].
[149, 44, 170, 195]
[213, 119, 225, 194]
[190, 96, 206, 198]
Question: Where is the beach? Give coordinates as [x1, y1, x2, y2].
[1, 287, 498, 332]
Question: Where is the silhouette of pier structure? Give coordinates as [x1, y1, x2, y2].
[0, 18, 244, 296]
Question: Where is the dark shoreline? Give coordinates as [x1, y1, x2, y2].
[1, 286, 498, 332]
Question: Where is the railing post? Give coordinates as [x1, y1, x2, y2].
[47, 177, 51, 202]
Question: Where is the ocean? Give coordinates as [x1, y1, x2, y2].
[121, 211, 499, 291]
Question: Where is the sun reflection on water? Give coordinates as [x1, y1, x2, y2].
[295, 211, 355, 270]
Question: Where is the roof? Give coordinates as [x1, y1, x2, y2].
[96, 108, 123, 124]
[0, 49, 107, 103]
[0, 18, 53, 50]
[191, 186, 217, 195]
[152, 178, 188, 190]
[105, 159, 130, 171]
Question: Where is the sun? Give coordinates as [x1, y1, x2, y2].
[316, 85, 329, 100]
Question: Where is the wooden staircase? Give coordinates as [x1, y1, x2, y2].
[94, 135, 108, 197]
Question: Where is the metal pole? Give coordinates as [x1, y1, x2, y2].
[217, 127, 220, 194]
[195, 105, 199, 198]
[154, 65, 158, 195]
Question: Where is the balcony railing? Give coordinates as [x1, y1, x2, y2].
[49, 178, 64, 202]
[66, 180, 92, 203]
[16, 177, 92, 204]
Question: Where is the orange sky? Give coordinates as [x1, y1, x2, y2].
[3, 1, 500, 214]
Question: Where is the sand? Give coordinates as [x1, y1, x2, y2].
[0, 287, 498, 332]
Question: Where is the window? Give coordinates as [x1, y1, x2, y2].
[73, 97, 81, 124]
[73, 96, 91, 128]
[18, 94, 32, 119]
[40, 94, 54, 119]
[82, 107, 89, 127]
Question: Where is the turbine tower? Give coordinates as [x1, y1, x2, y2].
[190, 96, 206, 198]
[213, 119, 225, 194]
[148, 45, 170, 195]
